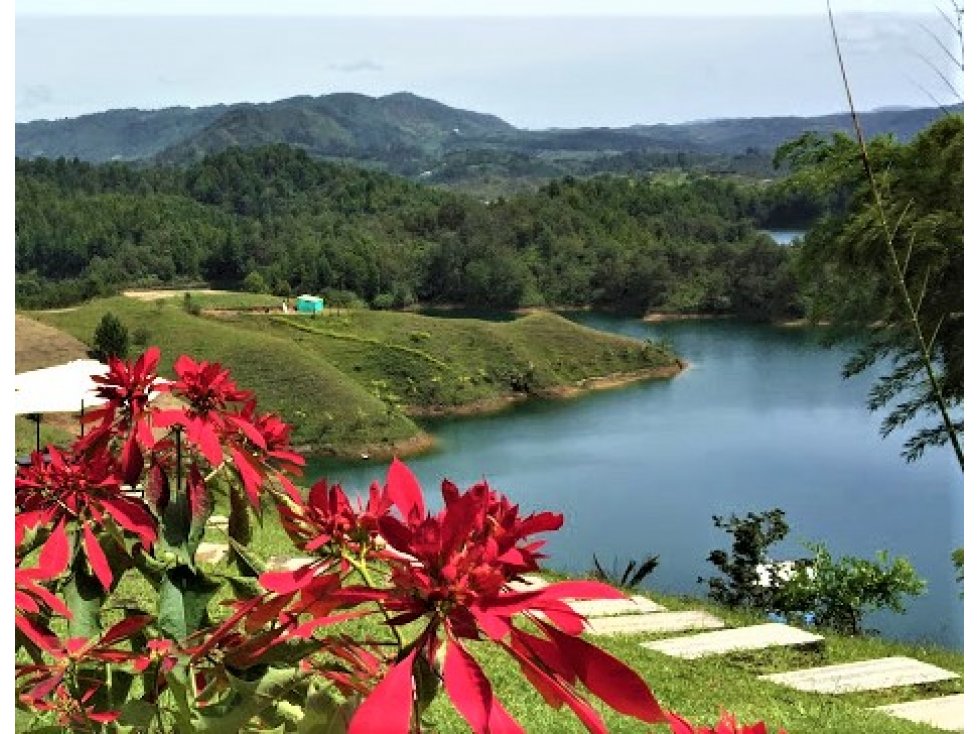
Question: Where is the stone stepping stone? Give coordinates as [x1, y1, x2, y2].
[506, 575, 549, 592]
[874, 694, 964, 731]
[206, 514, 229, 531]
[195, 542, 227, 565]
[640, 622, 822, 659]
[585, 611, 724, 636]
[566, 596, 666, 617]
[759, 656, 959, 694]
[267, 555, 316, 571]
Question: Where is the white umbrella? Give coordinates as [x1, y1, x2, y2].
[14, 359, 111, 454]
[13, 359, 110, 416]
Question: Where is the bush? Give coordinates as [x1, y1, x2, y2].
[778, 543, 925, 635]
[131, 326, 152, 349]
[242, 270, 269, 294]
[90, 312, 129, 362]
[371, 292, 396, 310]
[704, 509, 789, 610]
[182, 292, 202, 316]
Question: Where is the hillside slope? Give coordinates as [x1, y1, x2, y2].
[22, 295, 681, 457]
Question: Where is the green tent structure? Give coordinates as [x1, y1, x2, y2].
[295, 294, 324, 314]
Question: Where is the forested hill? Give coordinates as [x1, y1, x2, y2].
[15, 145, 807, 318]
[16, 91, 955, 180]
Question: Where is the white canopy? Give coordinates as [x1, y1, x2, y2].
[13, 359, 110, 416]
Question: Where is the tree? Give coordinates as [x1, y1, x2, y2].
[775, 114, 963, 465]
[90, 312, 129, 362]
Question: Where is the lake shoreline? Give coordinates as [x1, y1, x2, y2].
[301, 360, 686, 460]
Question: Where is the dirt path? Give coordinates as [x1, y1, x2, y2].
[122, 288, 232, 301]
[15, 314, 89, 373]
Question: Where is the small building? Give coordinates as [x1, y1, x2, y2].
[295, 294, 324, 314]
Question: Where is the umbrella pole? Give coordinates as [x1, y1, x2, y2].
[34, 415, 41, 453]
[80, 399, 85, 438]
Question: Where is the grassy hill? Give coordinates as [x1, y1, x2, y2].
[22, 293, 680, 457]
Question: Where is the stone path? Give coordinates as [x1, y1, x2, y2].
[759, 656, 959, 694]
[267, 555, 316, 572]
[586, 610, 725, 636]
[640, 622, 823, 660]
[195, 542, 227, 565]
[874, 694, 964, 731]
[566, 596, 666, 617]
[506, 575, 549, 592]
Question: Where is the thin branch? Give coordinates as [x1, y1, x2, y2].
[826, 1, 964, 470]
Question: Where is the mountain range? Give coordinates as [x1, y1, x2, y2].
[15, 92, 958, 185]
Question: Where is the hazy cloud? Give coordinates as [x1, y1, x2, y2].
[17, 83, 54, 112]
[329, 59, 384, 73]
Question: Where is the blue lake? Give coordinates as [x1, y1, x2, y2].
[760, 228, 807, 245]
[307, 316, 964, 649]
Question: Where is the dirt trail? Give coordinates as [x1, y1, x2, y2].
[15, 314, 89, 373]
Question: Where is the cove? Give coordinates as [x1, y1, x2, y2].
[306, 315, 964, 649]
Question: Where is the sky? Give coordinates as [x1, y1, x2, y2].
[13, 1, 963, 128]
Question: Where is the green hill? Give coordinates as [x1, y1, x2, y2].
[23, 294, 680, 457]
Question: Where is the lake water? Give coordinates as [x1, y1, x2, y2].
[760, 228, 807, 245]
[306, 316, 964, 648]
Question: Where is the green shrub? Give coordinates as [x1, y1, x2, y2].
[704, 509, 789, 610]
[779, 543, 925, 635]
[372, 292, 396, 310]
[183, 292, 202, 316]
[242, 270, 269, 294]
[90, 312, 129, 362]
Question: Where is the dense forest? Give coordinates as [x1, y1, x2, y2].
[15, 145, 817, 317]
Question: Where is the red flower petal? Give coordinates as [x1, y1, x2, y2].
[102, 496, 157, 549]
[348, 648, 418, 734]
[36, 521, 71, 579]
[444, 638, 493, 733]
[259, 564, 320, 595]
[82, 525, 113, 591]
[544, 625, 667, 724]
[385, 458, 424, 520]
[120, 433, 144, 487]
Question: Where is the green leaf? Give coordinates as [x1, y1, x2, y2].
[117, 699, 161, 730]
[297, 681, 356, 734]
[191, 667, 307, 733]
[63, 555, 105, 639]
[158, 565, 221, 641]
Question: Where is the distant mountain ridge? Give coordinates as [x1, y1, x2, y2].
[16, 91, 959, 180]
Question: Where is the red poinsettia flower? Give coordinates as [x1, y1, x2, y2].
[156, 354, 257, 466]
[276, 478, 392, 555]
[19, 683, 120, 729]
[15, 445, 157, 590]
[18, 615, 152, 718]
[79, 347, 166, 484]
[15, 521, 72, 651]
[667, 710, 787, 734]
[346, 460, 667, 734]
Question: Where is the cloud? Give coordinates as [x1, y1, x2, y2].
[17, 84, 55, 111]
[328, 59, 384, 73]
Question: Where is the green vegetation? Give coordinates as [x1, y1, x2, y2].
[25, 294, 679, 455]
[90, 311, 129, 361]
[777, 114, 963, 463]
[16, 145, 806, 317]
[780, 544, 925, 636]
[705, 509, 926, 637]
